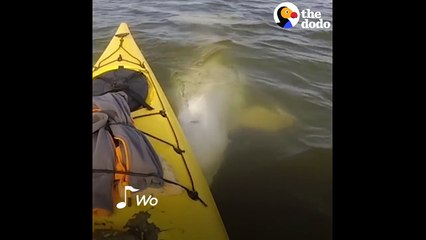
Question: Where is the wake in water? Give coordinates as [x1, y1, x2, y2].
[172, 41, 297, 183]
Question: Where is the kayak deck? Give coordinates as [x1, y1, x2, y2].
[93, 23, 228, 239]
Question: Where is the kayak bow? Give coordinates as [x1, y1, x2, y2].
[93, 23, 228, 240]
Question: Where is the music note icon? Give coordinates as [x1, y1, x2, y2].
[116, 185, 140, 209]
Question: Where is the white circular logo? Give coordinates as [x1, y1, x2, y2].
[273, 2, 300, 29]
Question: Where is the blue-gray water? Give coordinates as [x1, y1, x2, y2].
[94, 0, 332, 239]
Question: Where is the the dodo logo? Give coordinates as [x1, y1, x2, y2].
[273, 2, 300, 29]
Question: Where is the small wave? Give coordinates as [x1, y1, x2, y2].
[299, 134, 332, 149]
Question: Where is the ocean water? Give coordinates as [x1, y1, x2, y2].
[93, 0, 332, 239]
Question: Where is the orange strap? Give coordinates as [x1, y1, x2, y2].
[93, 104, 101, 112]
[114, 137, 131, 188]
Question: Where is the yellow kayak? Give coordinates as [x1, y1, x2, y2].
[93, 23, 228, 240]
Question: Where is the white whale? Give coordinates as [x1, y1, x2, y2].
[172, 46, 296, 183]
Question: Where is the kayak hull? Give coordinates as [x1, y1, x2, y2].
[93, 23, 228, 240]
